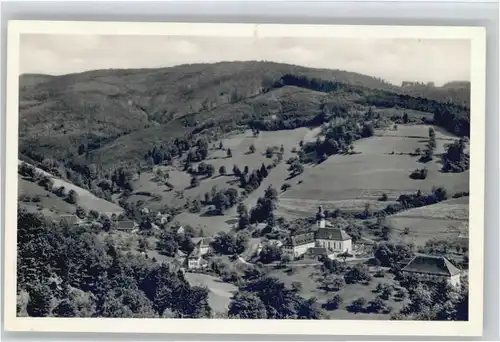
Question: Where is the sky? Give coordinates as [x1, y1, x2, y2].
[19, 34, 471, 86]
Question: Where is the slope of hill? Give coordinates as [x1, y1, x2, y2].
[18, 160, 124, 216]
[19, 61, 470, 166]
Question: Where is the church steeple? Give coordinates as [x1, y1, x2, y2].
[316, 206, 326, 228]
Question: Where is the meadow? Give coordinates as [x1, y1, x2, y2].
[387, 196, 469, 246]
[277, 125, 468, 218]
[18, 161, 124, 216]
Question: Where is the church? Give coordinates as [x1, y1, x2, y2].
[282, 206, 353, 260]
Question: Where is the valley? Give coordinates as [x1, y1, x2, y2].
[17, 61, 470, 320]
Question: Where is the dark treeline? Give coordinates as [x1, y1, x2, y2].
[271, 74, 470, 137]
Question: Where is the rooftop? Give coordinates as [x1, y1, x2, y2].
[284, 232, 315, 247]
[116, 220, 137, 229]
[401, 254, 461, 277]
[315, 228, 351, 241]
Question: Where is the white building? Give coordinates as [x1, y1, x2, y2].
[191, 237, 212, 256]
[401, 254, 462, 287]
[282, 232, 316, 259]
[315, 227, 353, 256]
[281, 206, 353, 260]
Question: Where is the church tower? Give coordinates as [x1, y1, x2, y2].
[316, 205, 326, 228]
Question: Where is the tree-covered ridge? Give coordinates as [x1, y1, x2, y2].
[19, 61, 469, 168]
[17, 209, 211, 318]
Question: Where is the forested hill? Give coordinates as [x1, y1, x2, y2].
[19, 61, 469, 170]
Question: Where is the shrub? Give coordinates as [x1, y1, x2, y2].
[347, 297, 367, 313]
[366, 297, 389, 313]
[291, 281, 303, 292]
[323, 295, 343, 311]
[409, 168, 428, 180]
[281, 183, 291, 192]
[321, 275, 346, 292]
[190, 176, 200, 188]
[344, 264, 372, 284]
[378, 193, 388, 201]
[65, 190, 78, 204]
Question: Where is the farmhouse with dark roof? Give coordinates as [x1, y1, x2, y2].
[400, 254, 462, 286]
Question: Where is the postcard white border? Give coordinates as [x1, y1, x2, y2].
[3, 20, 486, 336]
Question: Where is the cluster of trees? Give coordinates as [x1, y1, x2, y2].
[392, 278, 469, 321]
[441, 138, 469, 173]
[319, 259, 396, 314]
[363, 187, 449, 219]
[258, 244, 283, 264]
[17, 209, 211, 318]
[190, 162, 216, 178]
[237, 202, 250, 230]
[234, 163, 271, 194]
[249, 186, 279, 227]
[419, 127, 437, 163]
[302, 118, 374, 163]
[145, 136, 202, 166]
[206, 187, 239, 215]
[373, 242, 415, 268]
[210, 231, 250, 255]
[184, 139, 210, 169]
[228, 276, 324, 319]
[156, 229, 196, 257]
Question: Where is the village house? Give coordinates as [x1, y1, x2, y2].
[187, 247, 210, 270]
[116, 219, 138, 232]
[400, 254, 462, 287]
[282, 232, 316, 259]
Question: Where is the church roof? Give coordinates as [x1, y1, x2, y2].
[284, 232, 315, 247]
[401, 254, 461, 277]
[315, 228, 351, 241]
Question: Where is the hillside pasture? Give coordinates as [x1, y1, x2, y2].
[387, 197, 469, 246]
[277, 125, 469, 219]
[18, 161, 124, 217]
[18, 178, 76, 217]
[130, 127, 322, 234]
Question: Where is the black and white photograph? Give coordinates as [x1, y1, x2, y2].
[3, 21, 486, 336]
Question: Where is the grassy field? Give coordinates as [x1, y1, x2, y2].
[277, 125, 469, 219]
[184, 272, 237, 314]
[268, 264, 408, 320]
[387, 197, 469, 246]
[18, 178, 76, 217]
[18, 161, 125, 217]
[129, 127, 322, 235]
[129, 124, 468, 240]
